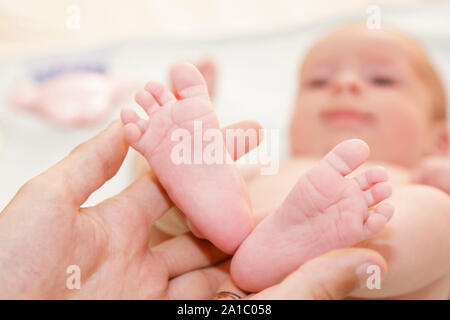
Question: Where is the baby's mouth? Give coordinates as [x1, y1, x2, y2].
[321, 107, 374, 126]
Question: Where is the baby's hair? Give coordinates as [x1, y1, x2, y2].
[421, 59, 447, 122]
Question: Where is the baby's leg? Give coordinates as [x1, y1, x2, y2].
[231, 139, 393, 292]
[120, 63, 252, 254]
[350, 184, 450, 299]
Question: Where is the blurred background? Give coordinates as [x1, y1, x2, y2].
[0, 0, 449, 210]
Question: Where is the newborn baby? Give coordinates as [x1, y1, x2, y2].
[123, 23, 450, 299]
[237, 24, 450, 298]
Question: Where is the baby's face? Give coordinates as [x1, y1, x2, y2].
[290, 26, 440, 167]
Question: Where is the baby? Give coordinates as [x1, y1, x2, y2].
[122, 23, 450, 299]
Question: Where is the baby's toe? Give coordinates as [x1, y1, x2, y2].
[123, 123, 143, 144]
[171, 63, 209, 99]
[354, 166, 388, 190]
[135, 89, 159, 115]
[323, 139, 370, 176]
[121, 108, 139, 124]
[364, 182, 392, 207]
[145, 81, 176, 106]
[121, 108, 148, 146]
[364, 202, 394, 236]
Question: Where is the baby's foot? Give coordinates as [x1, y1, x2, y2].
[121, 63, 252, 254]
[231, 139, 393, 292]
[194, 58, 217, 99]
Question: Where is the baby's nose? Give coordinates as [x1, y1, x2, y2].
[331, 71, 363, 95]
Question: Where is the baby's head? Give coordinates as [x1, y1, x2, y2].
[290, 23, 448, 167]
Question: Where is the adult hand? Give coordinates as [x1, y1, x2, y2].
[0, 119, 261, 299]
[215, 248, 387, 300]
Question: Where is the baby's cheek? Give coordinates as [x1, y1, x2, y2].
[379, 106, 425, 163]
[394, 103, 425, 137]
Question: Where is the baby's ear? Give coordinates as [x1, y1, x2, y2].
[429, 120, 449, 156]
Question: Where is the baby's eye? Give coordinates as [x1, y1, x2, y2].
[307, 79, 328, 88]
[372, 76, 396, 86]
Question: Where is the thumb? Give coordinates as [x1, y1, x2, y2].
[250, 248, 387, 300]
[36, 120, 128, 207]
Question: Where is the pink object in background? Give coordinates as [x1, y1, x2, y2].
[7, 71, 136, 127]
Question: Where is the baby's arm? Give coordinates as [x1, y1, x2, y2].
[412, 156, 450, 195]
[350, 184, 450, 299]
